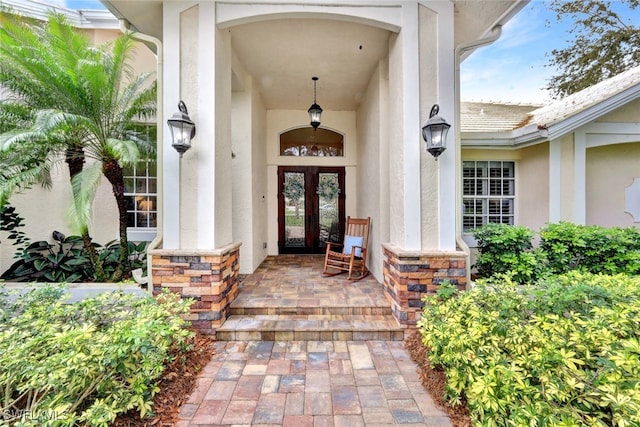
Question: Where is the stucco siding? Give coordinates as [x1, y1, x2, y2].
[558, 134, 576, 221]
[356, 64, 384, 281]
[250, 78, 268, 272]
[597, 98, 640, 122]
[418, 4, 440, 249]
[586, 142, 640, 227]
[231, 75, 254, 273]
[517, 142, 549, 231]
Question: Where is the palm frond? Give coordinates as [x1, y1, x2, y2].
[67, 161, 103, 234]
[105, 138, 140, 165]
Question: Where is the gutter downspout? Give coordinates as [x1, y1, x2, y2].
[454, 25, 502, 287]
[119, 19, 163, 292]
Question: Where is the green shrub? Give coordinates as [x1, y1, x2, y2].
[0, 232, 148, 283]
[418, 272, 640, 426]
[0, 204, 29, 250]
[472, 223, 544, 284]
[540, 222, 640, 275]
[0, 286, 193, 426]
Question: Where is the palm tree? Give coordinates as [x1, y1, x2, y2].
[0, 12, 156, 281]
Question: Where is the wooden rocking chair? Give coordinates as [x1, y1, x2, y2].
[323, 216, 370, 281]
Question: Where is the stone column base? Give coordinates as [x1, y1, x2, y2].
[149, 242, 241, 335]
[382, 243, 467, 327]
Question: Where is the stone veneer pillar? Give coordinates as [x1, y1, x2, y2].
[382, 243, 467, 327]
[149, 242, 241, 335]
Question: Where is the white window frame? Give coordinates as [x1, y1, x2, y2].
[124, 159, 157, 242]
[462, 160, 517, 246]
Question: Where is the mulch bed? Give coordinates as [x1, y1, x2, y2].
[405, 329, 472, 427]
[112, 331, 216, 427]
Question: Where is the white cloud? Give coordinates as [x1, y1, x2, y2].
[460, 2, 563, 104]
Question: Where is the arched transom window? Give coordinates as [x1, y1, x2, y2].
[280, 128, 344, 157]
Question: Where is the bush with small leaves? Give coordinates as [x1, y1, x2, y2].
[0, 286, 193, 426]
[418, 272, 640, 426]
[540, 222, 640, 275]
[472, 223, 545, 284]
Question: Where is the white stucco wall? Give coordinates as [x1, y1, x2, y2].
[176, 5, 199, 248]
[418, 4, 440, 250]
[232, 77, 253, 272]
[597, 98, 640, 122]
[557, 134, 576, 221]
[587, 142, 640, 227]
[250, 79, 268, 270]
[169, 3, 234, 250]
[517, 143, 550, 232]
[231, 74, 268, 274]
[387, 32, 405, 246]
[356, 63, 385, 281]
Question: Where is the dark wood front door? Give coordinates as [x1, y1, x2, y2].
[278, 166, 345, 254]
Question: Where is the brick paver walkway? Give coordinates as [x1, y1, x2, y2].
[176, 340, 451, 426]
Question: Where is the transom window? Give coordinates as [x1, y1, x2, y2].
[463, 161, 515, 231]
[280, 128, 344, 157]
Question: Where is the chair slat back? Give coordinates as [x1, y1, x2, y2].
[344, 216, 370, 249]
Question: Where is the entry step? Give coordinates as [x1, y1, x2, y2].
[230, 306, 393, 316]
[216, 314, 406, 341]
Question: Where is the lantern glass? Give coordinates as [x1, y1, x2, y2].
[168, 121, 195, 155]
[167, 101, 196, 157]
[308, 103, 323, 129]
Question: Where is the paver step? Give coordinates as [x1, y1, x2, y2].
[216, 314, 406, 341]
[229, 305, 393, 316]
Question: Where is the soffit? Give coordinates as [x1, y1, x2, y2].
[229, 18, 390, 110]
[101, 1, 523, 111]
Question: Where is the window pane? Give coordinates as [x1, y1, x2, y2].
[317, 173, 340, 245]
[124, 158, 157, 229]
[283, 172, 305, 247]
[462, 160, 515, 231]
[280, 128, 344, 157]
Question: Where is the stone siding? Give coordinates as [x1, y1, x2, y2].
[382, 243, 467, 327]
[150, 243, 241, 335]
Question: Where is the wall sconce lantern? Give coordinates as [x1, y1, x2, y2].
[422, 104, 450, 160]
[167, 100, 196, 157]
[308, 76, 323, 130]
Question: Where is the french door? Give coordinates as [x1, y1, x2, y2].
[278, 166, 345, 254]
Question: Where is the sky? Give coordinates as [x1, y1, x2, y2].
[58, 0, 638, 105]
[461, 0, 640, 105]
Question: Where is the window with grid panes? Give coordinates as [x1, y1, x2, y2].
[463, 161, 515, 232]
[124, 160, 157, 229]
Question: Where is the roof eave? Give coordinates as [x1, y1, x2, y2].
[537, 82, 640, 141]
[3, 0, 118, 29]
[461, 124, 549, 149]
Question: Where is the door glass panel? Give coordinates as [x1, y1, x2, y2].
[317, 173, 340, 246]
[283, 172, 306, 248]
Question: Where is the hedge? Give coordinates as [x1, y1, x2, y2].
[0, 286, 193, 426]
[418, 273, 640, 426]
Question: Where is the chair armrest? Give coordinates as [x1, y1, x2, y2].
[349, 245, 367, 258]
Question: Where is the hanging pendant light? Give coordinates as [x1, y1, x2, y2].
[308, 76, 323, 130]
